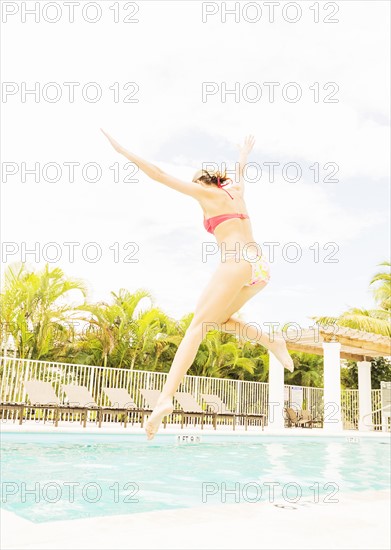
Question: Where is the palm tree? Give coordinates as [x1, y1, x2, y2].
[127, 306, 174, 370]
[314, 307, 390, 336]
[285, 352, 324, 387]
[313, 260, 391, 336]
[0, 263, 87, 359]
[370, 261, 391, 311]
[70, 288, 178, 370]
[190, 330, 255, 379]
[71, 301, 123, 368]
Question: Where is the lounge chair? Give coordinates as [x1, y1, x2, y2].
[0, 401, 24, 424]
[139, 389, 161, 409]
[25, 380, 60, 406]
[62, 384, 128, 428]
[285, 407, 299, 427]
[201, 393, 265, 431]
[102, 387, 148, 427]
[201, 393, 238, 430]
[201, 393, 233, 415]
[0, 383, 36, 425]
[22, 380, 87, 427]
[285, 407, 316, 428]
[174, 392, 217, 429]
[299, 409, 323, 428]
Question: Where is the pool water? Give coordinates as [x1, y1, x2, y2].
[1, 433, 390, 523]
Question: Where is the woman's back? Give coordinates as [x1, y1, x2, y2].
[198, 185, 260, 255]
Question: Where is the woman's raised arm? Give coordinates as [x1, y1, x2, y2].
[101, 129, 205, 198]
[233, 134, 256, 193]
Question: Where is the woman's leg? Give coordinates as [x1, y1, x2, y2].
[217, 284, 294, 371]
[145, 259, 252, 439]
[220, 316, 294, 371]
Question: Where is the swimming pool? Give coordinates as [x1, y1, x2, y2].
[1, 432, 390, 523]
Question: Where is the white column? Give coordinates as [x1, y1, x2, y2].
[268, 351, 285, 430]
[322, 342, 343, 432]
[357, 360, 373, 431]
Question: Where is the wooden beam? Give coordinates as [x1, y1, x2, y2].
[284, 329, 391, 357]
[285, 341, 378, 362]
[335, 336, 391, 356]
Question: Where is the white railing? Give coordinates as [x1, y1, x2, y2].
[0, 356, 268, 425]
[341, 388, 359, 430]
[371, 389, 386, 429]
[0, 356, 383, 429]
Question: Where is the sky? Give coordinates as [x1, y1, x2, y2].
[1, 0, 390, 331]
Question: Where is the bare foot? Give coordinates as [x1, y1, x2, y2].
[269, 335, 294, 372]
[145, 397, 174, 441]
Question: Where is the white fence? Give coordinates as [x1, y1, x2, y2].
[0, 356, 383, 429]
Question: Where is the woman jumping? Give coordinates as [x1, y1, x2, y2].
[101, 130, 294, 439]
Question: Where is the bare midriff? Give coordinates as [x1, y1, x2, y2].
[200, 185, 262, 259]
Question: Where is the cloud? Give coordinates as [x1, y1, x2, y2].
[1, 0, 389, 324]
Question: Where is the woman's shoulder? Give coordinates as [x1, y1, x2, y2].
[200, 194, 246, 218]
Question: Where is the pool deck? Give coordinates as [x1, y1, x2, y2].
[1, 422, 390, 549]
[1, 489, 390, 550]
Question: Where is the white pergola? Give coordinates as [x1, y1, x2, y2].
[268, 326, 391, 431]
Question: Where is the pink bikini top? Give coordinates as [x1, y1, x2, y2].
[203, 177, 249, 234]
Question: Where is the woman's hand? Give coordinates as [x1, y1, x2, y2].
[100, 128, 124, 154]
[233, 135, 255, 191]
[237, 134, 256, 157]
[100, 128, 158, 180]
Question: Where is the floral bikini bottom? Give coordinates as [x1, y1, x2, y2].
[223, 252, 271, 287]
[245, 254, 271, 286]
